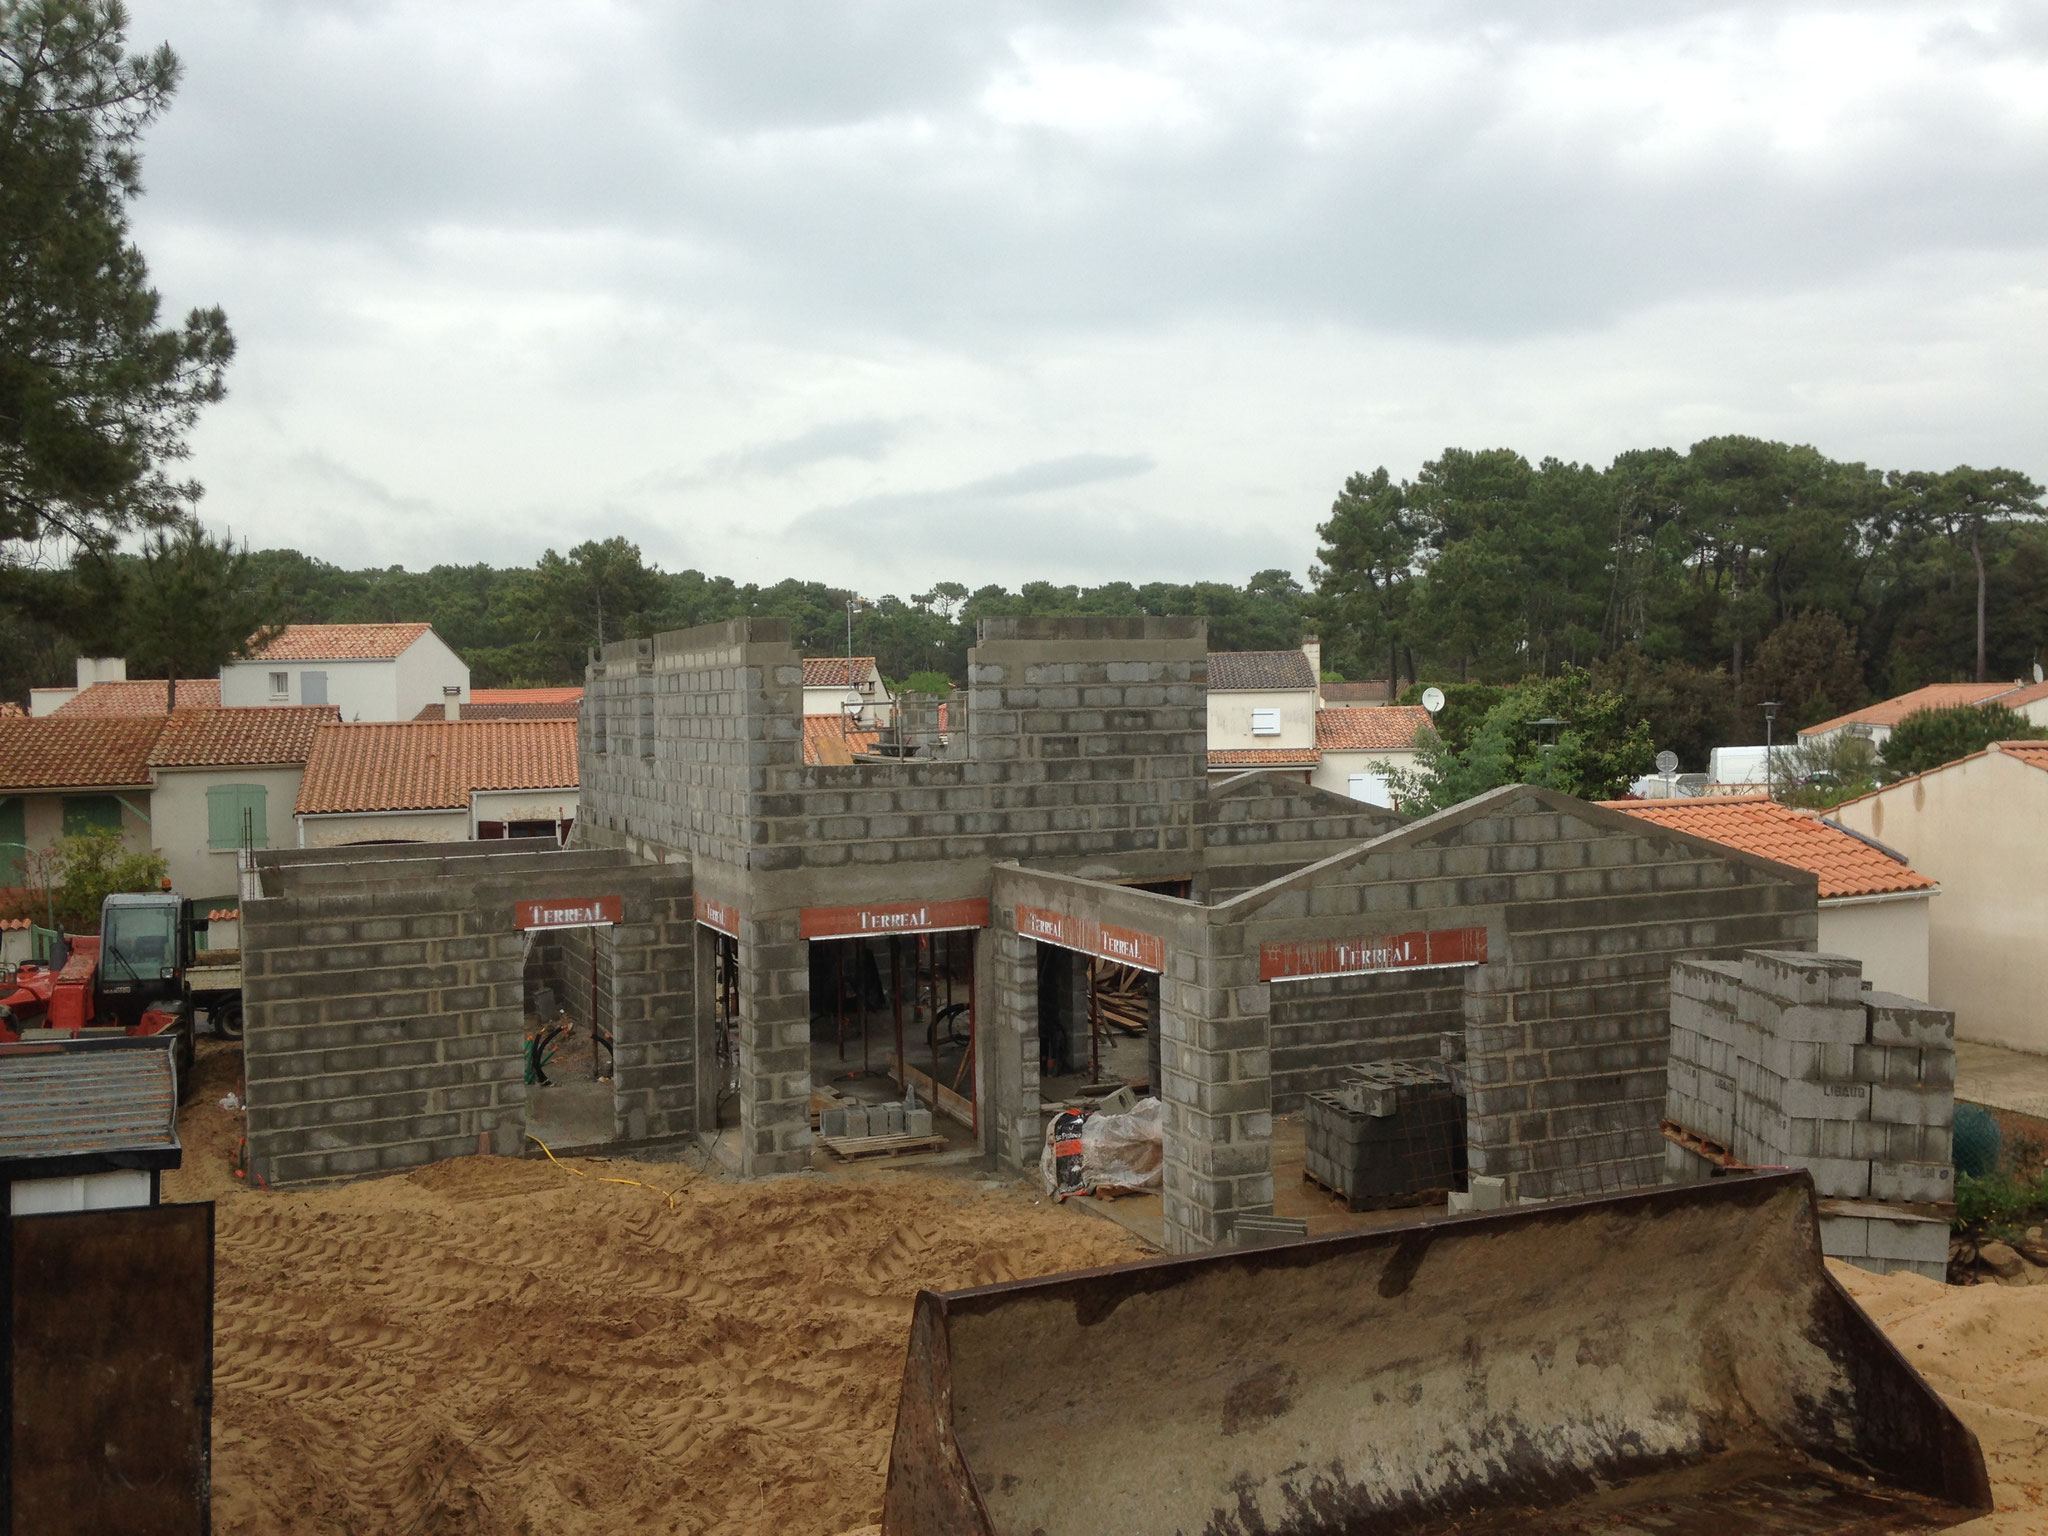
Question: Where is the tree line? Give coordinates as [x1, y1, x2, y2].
[1313, 439, 2045, 767]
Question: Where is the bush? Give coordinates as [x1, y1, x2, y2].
[1954, 1170, 2048, 1239]
[49, 830, 168, 934]
[895, 670, 953, 697]
[1882, 702, 2046, 782]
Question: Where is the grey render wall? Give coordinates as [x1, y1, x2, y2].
[1268, 970, 1464, 1111]
[242, 852, 694, 1184]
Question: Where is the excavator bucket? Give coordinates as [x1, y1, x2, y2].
[882, 1171, 1990, 1535]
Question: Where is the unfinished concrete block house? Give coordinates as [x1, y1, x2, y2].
[558, 615, 1815, 1249]
[238, 614, 1822, 1250]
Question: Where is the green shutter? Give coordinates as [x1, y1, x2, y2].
[0, 796, 24, 885]
[61, 795, 124, 837]
[207, 784, 268, 850]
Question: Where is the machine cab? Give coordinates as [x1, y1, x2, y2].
[96, 891, 192, 1030]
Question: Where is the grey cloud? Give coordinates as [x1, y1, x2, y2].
[131, 0, 2048, 349]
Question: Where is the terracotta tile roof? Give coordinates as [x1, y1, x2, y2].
[802, 657, 878, 689]
[51, 678, 221, 716]
[1208, 651, 1317, 691]
[470, 687, 582, 704]
[248, 623, 432, 661]
[1208, 747, 1321, 768]
[411, 701, 579, 721]
[1316, 705, 1431, 752]
[296, 720, 578, 815]
[149, 707, 338, 768]
[206, 908, 239, 922]
[0, 703, 21, 719]
[0, 717, 164, 790]
[1995, 679, 2048, 709]
[1996, 740, 2048, 772]
[802, 716, 879, 766]
[1605, 795, 1936, 900]
[1800, 682, 2019, 738]
[1320, 681, 1395, 705]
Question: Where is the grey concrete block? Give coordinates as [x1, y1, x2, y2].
[1819, 1214, 1868, 1259]
[1869, 1160, 1954, 1204]
[1866, 1213, 1949, 1264]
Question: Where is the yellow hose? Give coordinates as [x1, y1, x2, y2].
[526, 1133, 688, 1210]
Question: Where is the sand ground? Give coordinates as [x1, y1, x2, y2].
[168, 1042, 2048, 1534]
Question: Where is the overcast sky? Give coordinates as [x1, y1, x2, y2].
[124, 0, 2048, 594]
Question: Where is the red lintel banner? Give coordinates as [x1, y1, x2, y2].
[1258, 925, 1487, 982]
[693, 893, 740, 938]
[800, 897, 989, 941]
[1014, 904, 1166, 974]
[515, 894, 624, 931]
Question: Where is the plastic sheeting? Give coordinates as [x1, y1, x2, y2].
[1040, 1097, 1163, 1200]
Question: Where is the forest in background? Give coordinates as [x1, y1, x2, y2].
[4, 434, 2042, 773]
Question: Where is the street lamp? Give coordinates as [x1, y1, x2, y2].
[1762, 700, 1781, 798]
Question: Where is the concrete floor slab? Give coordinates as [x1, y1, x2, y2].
[1957, 1040, 2048, 1120]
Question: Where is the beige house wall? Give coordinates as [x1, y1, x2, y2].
[1208, 687, 1316, 750]
[10, 790, 153, 861]
[151, 765, 304, 904]
[1817, 894, 1931, 1003]
[1832, 749, 2048, 1053]
[470, 787, 578, 835]
[297, 809, 471, 847]
[1311, 748, 1421, 803]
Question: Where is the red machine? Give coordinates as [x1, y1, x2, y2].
[1, 898, 197, 1094]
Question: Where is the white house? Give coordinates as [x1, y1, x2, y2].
[1310, 706, 1432, 809]
[1799, 679, 2048, 752]
[220, 624, 469, 722]
[1609, 794, 1938, 1002]
[1206, 644, 1320, 758]
[146, 707, 336, 905]
[294, 719, 577, 847]
[801, 657, 892, 727]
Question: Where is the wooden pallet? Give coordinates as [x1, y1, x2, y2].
[817, 1132, 948, 1162]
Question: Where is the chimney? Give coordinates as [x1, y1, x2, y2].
[1301, 635, 1322, 701]
[76, 656, 128, 689]
[443, 685, 461, 722]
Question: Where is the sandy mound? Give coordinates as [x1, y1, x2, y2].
[165, 1044, 1145, 1535]
[1830, 1260, 2048, 1533]
[166, 1044, 2047, 1534]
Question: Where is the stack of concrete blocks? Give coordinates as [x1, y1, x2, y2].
[1666, 950, 1953, 1280]
[818, 1099, 932, 1139]
[1303, 1058, 1465, 1210]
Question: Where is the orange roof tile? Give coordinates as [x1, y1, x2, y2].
[51, 678, 221, 716]
[411, 701, 579, 721]
[1316, 705, 1431, 752]
[1605, 795, 1935, 900]
[802, 716, 879, 766]
[470, 687, 582, 704]
[802, 657, 879, 689]
[149, 707, 338, 768]
[1208, 748, 1321, 768]
[206, 908, 239, 923]
[249, 623, 432, 661]
[1996, 740, 2048, 772]
[1799, 682, 2018, 738]
[296, 720, 577, 815]
[0, 717, 164, 790]
[1995, 679, 2048, 709]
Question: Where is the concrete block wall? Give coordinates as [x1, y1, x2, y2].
[986, 929, 1041, 1174]
[1667, 951, 1956, 1206]
[1199, 777, 1400, 901]
[242, 886, 528, 1185]
[1268, 969, 1464, 1111]
[243, 860, 696, 1183]
[1158, 921, 1273, 1253]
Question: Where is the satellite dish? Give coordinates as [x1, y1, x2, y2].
[1420, 687, 1446, 714]
[1655, 750, 1679, 776]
